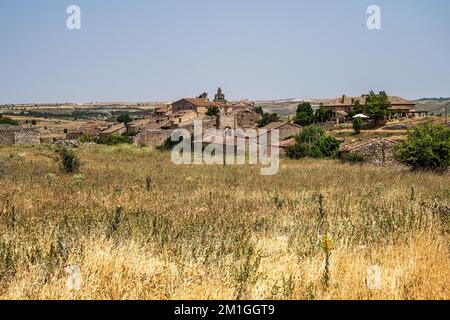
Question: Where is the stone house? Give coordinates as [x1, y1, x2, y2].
[258, 121, 302, 141]
[99, 123, 127, 140]
[0, 125, 40, 145]
[67, 121, 111, 140]
[133, 129, 173, 148]
[340, 138, 399, 165]
[318, 95, 416, 121]
[220, 104, 261, 131]
[171, 98, 222, 115]
[154, 105, 173, 117]
[169, 110, 198, 126]
[126, 118, 156, 134]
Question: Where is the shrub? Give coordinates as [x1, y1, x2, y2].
[206, 106, 220, 117]
[53, 146, 80, 173]
[31, 120, 37, 125]
[316, 135, 340, 158]
[286, 126, 340, 159]
[102, 134, 130, 145]
[79, 133, 95, 143]
[352, 118, 363, 134]
[394, 124, 450, 172]
[156, 136, 183, 151]
[285, 143, 308, 159]
[297, 125, 325, 145]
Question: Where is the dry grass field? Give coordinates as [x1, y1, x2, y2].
[0, 144, 448, 300]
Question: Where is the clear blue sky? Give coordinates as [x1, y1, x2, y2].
[0, 0, 449, 103]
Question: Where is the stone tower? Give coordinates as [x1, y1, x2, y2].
[214, 87, 226, 103]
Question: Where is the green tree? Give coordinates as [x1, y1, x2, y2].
[257, 113, 280, 127]
[352, 118, 363, 134]
[293, 102, 315, 126]
[254, 106, 264, 115]
[365, 91, 391, 125]
[353, 100, 365, 115]
[316, 135, 340, 158]
[394, 124, 450, 172]
[116, 113, 133, 124]
[206, 106, 220, 117]
[287, 125, 340, 160]
[314, 105, 332, 123]
[297, 125, 326, 146]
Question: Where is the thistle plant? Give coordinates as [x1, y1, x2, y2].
[108, 206, 123, 237]
[321, 234, 333, 289]
[146, 176, 153, 192]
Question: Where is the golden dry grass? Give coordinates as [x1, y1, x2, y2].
[0, 144, 449, 300]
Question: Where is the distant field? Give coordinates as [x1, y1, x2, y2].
[0, 103, 159, 122]
[0, 144, 448, 299]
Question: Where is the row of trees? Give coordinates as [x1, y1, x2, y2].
[293, 103, 332, 126]
[0, 115, 19, 125]
[255, 107, 281, 127]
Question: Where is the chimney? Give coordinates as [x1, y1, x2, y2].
[341, 95, 346, 104]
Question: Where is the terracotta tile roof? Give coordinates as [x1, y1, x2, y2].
[128, 118, 152, 127]
[101, 123, 126, 134]
[145, 120, 171, 130]
[179, 98, 221, 108]
[261, 121, 301, 131]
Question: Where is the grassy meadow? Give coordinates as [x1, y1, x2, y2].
[0, 144, 449, 299]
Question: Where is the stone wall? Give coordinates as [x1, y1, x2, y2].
[343, 139, 398, 166]
[0, 132, 15, 145]
[133, 130, 173, 148]
[219, 112, 260, 131]
[278, 124, 301, 140]
[220, 114, 235, 130]
[14, 130, 41, 144]
[0, 125, 40, 145]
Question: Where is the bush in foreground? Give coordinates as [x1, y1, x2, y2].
[52, 146, 80, 173]
[395, 124, 450, 172]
